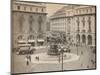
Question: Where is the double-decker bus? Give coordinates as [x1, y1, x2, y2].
[16, 40, 36, 55]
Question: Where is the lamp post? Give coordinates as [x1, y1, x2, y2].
[58, 47, 66, 71]
[61, 49, 64, 71]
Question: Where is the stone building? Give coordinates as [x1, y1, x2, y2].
[50, 5, 96, 47]
[73, 5, 96, 47]
[12, 0, 47, 49]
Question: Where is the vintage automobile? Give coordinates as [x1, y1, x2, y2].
[63, 45, 71, 53]
[64, 47, 71, 53]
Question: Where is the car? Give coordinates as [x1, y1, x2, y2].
[64, 47, 71, 53]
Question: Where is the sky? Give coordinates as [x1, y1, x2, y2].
[46, 3, 66, 17]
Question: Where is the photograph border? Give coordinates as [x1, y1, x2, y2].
[11, 0, 97, 74]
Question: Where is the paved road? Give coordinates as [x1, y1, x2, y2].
[11, 46, 96, 74]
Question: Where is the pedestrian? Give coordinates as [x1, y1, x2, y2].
[25, 56, 29, 66]
[37, 56, 39, 61]
[35, 56, 39, 61]
[29, 55, 31, 62]
[35, 56, 37, 60]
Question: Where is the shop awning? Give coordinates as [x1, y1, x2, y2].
[17, 40, 27, 44]
[37, 39, 44, 42]
[28, 40, 35, 42]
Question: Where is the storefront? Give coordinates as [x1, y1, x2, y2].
[28, 40, 35, 46]
[37, 39, 44, 46]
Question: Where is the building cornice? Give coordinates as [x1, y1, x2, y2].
[13, 1, 46, 8]
[50, 13, 95, 20]
[74, 13, 96, 16]
[12, 10, 47, 15]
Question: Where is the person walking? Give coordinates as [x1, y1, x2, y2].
[25, 56, 29, 66]
[29, 55, 31, 62]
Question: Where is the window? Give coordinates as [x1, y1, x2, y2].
[36, 8, 38, 12]
[24, 7, 26, 10]
[17, 35, 23, 40]
[76, 34, 80, 43]
[76, 10, 78, 14]
[30, 7, 32, 11]
[82, 17, 85, 27]
[90, 8, 92, 12]
[82, 9, 84, 13]
[88, 16, 91, 32]
[86, 9, 88, 13]
[79, 10, 81, 14]
[76, 17, 80, 32]
[17, 6, 20, 10]
[88, 35, 92, 45]
[82, 35, 86, 44]
[41, 8, 44, 12]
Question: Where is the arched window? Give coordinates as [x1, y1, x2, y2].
[88, 35, 92, 45]
[76, 34, 80, 43]
[41, 8, 44, 12]
[17, 35, 23, 40]
[82, 35, 86, 44]
[28, 35, 34, 40]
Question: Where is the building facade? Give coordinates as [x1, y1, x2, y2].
[12, 1, 47, 48]
[50, 5, 96, 47]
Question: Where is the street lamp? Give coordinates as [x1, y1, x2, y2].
[58, 47, 64, 71]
